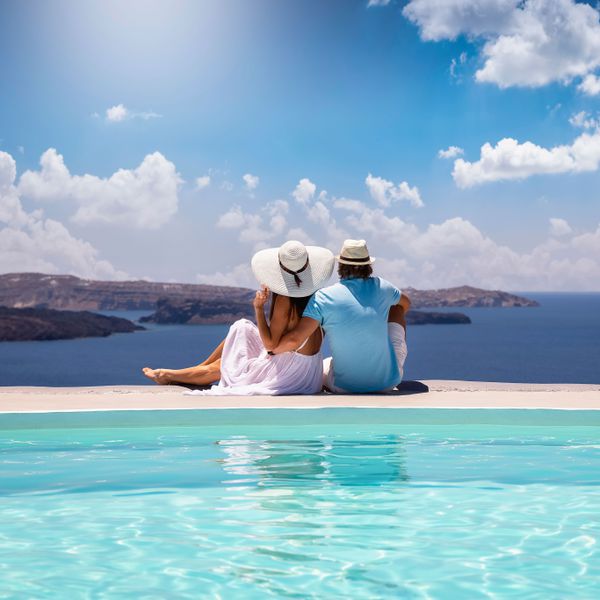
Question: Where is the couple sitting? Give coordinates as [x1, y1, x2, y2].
[143, 239, 410, 395]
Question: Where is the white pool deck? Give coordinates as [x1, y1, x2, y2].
[0, 381, 599, 413]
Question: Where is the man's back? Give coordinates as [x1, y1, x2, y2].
[303, 276, 400, 392]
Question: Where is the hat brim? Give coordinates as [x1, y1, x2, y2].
[251, 246, 335, 298]
[336, 255, 376, 266]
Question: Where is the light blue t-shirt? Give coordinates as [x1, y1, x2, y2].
[303, 276, 401, 393]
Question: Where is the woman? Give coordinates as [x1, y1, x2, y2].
[142, 240, 334, 395]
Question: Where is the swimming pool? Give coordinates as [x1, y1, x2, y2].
[1, 409, 599, 598]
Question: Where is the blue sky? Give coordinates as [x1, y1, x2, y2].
[1, 0, 599, 290]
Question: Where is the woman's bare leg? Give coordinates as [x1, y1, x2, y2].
[142, 337, 226, 385]
[142, 359, 221, 386]
[199, 339, 226, 365]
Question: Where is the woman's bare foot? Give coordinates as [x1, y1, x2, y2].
[142, 367, 172, 385]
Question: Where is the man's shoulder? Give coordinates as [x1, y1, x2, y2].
[373, 276, 399, 291]
[315, 281, 346, 297]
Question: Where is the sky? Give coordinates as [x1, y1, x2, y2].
[1, 0, 600, 291]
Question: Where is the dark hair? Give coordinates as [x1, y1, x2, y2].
[338, 263, 373, 280]
[268, 292, 312, 321]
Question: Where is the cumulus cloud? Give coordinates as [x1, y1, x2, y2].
[438, 146, 464, 159]
[216, 200, 289, 250]
[569, 111, 600, 131]
[195, 175, 211, 190]
[106, 104, 128, 122]
[365, 173, 423, 208]
[334, 197, 600, 290]
[403, 0, 600, 90]
[452, 129, 600, 187]
[549, 217, 572, 237]
[578, 73, 600, 96]
[0, 151, 127, 279]
[105, 104, 161, 122]
[197, 262, 258, 288]
[292, 178, 317, 205]
[367, 0, 391, 6]
[18, 148, 182, 229]
[211, 186, 600, 291]
[243, 173, 260, 191]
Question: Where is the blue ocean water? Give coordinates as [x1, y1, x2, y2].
[1, 411, 599, 598]
[0, 293, 598, 386]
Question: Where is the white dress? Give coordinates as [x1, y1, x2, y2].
[186, 319, 323, 396]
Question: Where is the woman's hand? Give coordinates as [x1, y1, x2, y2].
[253, 285, 270, 310]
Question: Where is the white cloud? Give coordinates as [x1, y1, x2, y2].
[403, 0, 600, 90]
[18, 148, 182, 229]
[243, 173, 260, 191]
[365, 173, 423, 208]
[438, 145, 464, 159]
[0, 151, 127, 279]
[216, 201, 288, 250]
[367, 0, 391, 6]
[196, 175, 211, 189]
[317, 193, 600, 291]
[452, 130, 600, 187]
[578, 73, 600, 96]
[569, 111, 600, 131]
[450, 51, 468, 80]
[549, 217, 572, 237]
[105, 103, 161, 122]
[106, 104, 128, 122]
[292, 178, 317, 205]
[285, 227, 315, 245]
[210, 177, 600, 291]
[197, 262, 258, 288]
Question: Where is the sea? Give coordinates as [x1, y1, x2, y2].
[0, 293, 598, 386]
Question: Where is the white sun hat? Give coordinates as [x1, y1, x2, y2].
[336, 239, 375, 265]
[251, 240, 335, 298]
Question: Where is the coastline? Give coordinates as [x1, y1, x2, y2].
[1, 381, 599, 413]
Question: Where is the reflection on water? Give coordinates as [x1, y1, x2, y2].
[217, 436, 410, 487]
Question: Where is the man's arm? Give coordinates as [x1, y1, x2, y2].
[271, 316, 320, 354]
[398, 292, 411, 311]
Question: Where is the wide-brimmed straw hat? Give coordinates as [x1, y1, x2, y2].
[251, 240, 335, 298]
[336, 239, 375, 265]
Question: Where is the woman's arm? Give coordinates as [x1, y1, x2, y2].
[271, 317, 320, 354]
[253, 287, 291, 351]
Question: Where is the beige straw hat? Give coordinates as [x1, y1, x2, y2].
[251, 240, 335, 298]
[336, 239, 375, 265]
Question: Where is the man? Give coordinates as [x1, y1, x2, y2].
[273, 239, 410, 393]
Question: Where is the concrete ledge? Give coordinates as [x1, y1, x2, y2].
[0, 381, 599, 412]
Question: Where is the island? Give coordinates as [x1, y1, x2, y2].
[0, 307, 144, 342]
[139, 298, 471, 326]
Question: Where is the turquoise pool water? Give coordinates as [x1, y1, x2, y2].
[1, 409, 599, 598]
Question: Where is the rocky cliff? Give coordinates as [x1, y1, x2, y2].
[0, 273, 538, 315]
[0, 307, 144, 342]
[0, 273, 254, 311]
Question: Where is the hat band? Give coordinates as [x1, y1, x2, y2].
[340, 254, 370, 263]
[279, 258, 309, 287]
